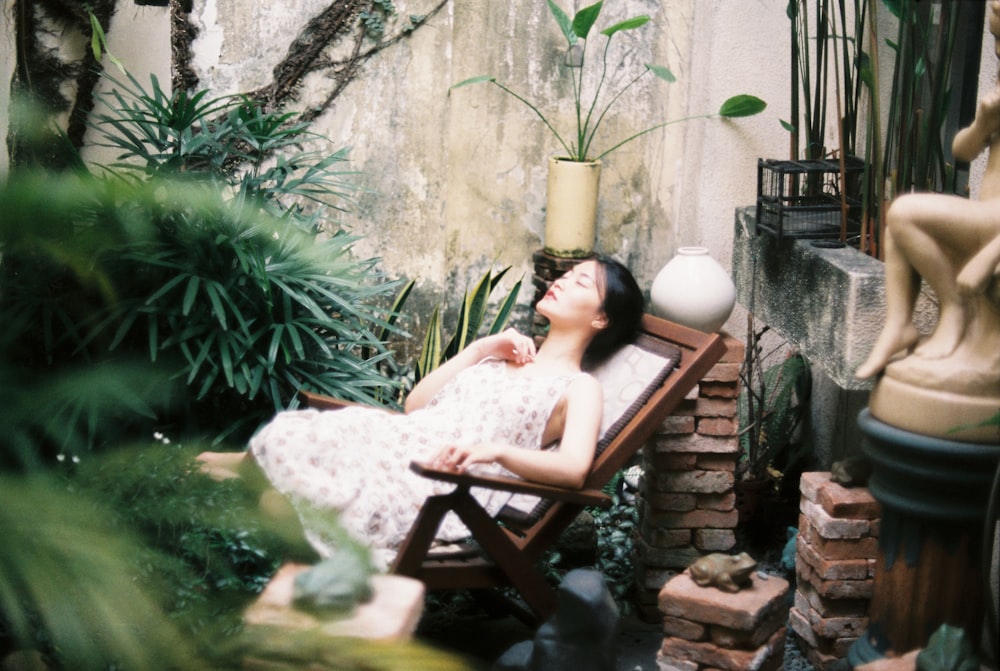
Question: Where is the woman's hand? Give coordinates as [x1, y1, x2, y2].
[432, 443, 503, 472]
[483, 328, 536, 365]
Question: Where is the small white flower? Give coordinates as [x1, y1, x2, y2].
[272, 231, 279, 240]
[57, 454, 65, 462]
[153, 432, 164, 440]
[72, 455, 80, 464]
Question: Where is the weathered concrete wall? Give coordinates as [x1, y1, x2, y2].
[179, 0, 783, 337]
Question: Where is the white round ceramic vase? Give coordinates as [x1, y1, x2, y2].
[650, 247, 736, 333]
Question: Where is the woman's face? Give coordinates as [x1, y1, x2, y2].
[536, 260, 607, 330]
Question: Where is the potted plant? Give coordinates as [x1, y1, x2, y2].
[451, 1, 765, 258]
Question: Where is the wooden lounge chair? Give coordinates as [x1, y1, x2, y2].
[300, 314, 726, 622]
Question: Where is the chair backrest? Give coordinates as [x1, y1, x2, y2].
[497, 334, 683, 527]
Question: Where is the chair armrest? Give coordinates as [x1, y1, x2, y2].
[409, 461, 611, 508]
[298, 390, 369, 411]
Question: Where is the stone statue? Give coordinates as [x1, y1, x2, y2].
[688, 552, 757, 593]
[855, 1, 1000, 442]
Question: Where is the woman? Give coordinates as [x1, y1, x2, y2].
[199, 256, 644, 568]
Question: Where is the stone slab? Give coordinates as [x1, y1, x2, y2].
[244, 562, 424, 642]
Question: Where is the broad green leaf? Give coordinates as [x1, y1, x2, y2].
[718, 94, 767, 118]
[571, 1, 604, 40]
[780, 119, 796, 132]
[547, 0, 576, 44]
[449, 75, 496, 90]
[647, 64, 676, 83]
[881, 0, 902, 20]
[600, 16, 650, 39]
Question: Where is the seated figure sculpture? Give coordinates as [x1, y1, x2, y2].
[855, 1, 1000, 442]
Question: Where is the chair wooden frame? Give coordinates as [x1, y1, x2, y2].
[300, 314, 727, 621]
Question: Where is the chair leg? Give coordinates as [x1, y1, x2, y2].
[450, 492, 557, 618]
[392, 492, 454, 577]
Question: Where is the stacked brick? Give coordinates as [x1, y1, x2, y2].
[657, 571, 789, 671]
[791, 472, 881, 670]
[634, 335, 744, 620]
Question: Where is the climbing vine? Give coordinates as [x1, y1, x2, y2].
[8, 0, 449, 170]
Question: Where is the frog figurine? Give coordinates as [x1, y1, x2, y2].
[688, 552, 757, 592]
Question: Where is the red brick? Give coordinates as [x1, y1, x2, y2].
[795, 582, 869, 618]
[709, 606, 787, 649]
[694, 529, 736, 552]
[650, 452, 699, 470]
[698, 490, 737, 512]
[788, 606, 818, 647]
[817, 480, 880, 520]
[801, 522, 879, 561]
[698, 417, 740, 436]
[798, 536, 872, 580]
[636, 539, 703, 569]
[702, 362, 741, 383]
[646, 491, 698, 512]
[697, 454, 737, 472]
[800, 471, 829, 503]
[719, 336, 745, 363]
[663, 615, 707, 641]
[699, 381, 742, 399]
[655, 469, 734, 494]
[659, 415, 697, 435]
[659, 572, 789, 630]
[679, 397, 738, 419]
[644, 527, 693, 548]
[797, 559, 873, 599]
[800, 500, 871, 539]
[646, 508, 739, 530]
[658, 627, 785, 671]
[653, 433, 740, 455]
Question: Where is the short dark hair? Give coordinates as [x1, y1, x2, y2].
[584, 255, 645, 367]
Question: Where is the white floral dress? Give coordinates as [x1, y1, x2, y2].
[249, 358, 577, 568]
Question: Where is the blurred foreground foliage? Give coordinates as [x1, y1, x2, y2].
[0, 75, 467, 667]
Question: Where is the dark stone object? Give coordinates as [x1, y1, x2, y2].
[493, 569, 620, 671]
[830, 454, 873, 487]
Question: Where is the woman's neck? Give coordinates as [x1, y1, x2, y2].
[532, 329, 589, 372]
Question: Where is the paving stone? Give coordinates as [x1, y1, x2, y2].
[658, 572, 789, 631]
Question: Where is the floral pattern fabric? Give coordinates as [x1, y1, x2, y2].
[250, 358, 576, 569]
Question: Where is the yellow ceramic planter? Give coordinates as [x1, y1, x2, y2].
[544, 157, 601, 258]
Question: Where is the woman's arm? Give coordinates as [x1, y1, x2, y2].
[403, 329, 538, 413]
[432, 374, 604, 489]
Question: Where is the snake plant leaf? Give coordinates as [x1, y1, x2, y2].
[571, 0, 604, 41]
[547, 0, 576, 44]
[718, 95, 767, 118]
[487, 276, 523, 335]
[601, 15, 650, 39]
[647, 64, 676, 83]
[449, 75, 496, 90]
[416, 306, 442, 382]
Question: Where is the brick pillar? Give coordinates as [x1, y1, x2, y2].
[790, 472, 880, 670]
[634, 334, 744, 621]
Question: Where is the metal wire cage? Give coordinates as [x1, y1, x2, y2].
[755, 158, 864, 241]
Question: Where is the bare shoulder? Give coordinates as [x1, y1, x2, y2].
[565, 372, 602, 403]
